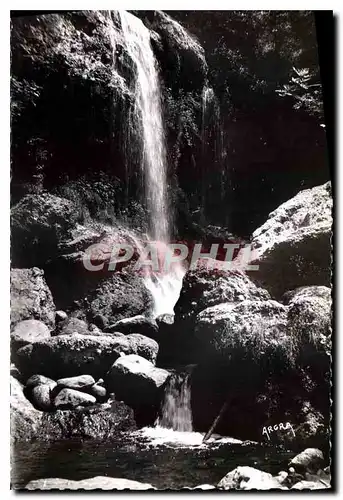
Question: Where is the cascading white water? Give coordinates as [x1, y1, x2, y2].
[119, 11, 169, 242]
[118, 11, 185, 316]
[156, 372, 193, 432]
[201, 86, 215, 147]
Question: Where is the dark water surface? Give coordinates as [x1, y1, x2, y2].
[11, 432, 295, 490]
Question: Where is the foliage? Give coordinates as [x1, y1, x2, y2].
[276, 66, 324, 120]
[55, 173, 148, 232]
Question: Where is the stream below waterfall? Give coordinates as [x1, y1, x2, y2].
[11, 434, 295, 489]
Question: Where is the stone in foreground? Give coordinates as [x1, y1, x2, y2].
[217, 466, 287, 490]
[291, 480, 329, 490]
[289, 448, 324, 473]
[25, 477, 154, 490]
[11, 319, 51, 350]
[106, 354, 170, 408]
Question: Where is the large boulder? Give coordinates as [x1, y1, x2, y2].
[11, 319, 51, 352]
[286, 286, 332, 386]
[106, 355, 170, 423]
[189, 283, 331, 447]
[15, 333, 158, 380]
[175, 267, 270, 323]
[25, 477, 153, 490]
[10, 268, 55, 329]
[194, 299, 290, 362]
[289, 448, 324, 474]
[248, 182, 332, 298]
[285, 286, 332, 350]
[165, 268, 271, 365]
[217, 466, 287, 490]
[42, 400, 136, 440]
[85, 271, 154, 326]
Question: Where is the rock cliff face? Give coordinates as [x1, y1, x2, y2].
[11, 10, 330, 238]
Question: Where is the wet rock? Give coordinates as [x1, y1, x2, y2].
[31, 384, 55, 411]
[54, 388, 96, 410]
[26, 374, 56, 390]
[106, 314, 158, 339]
[55, 310, 68, 322]
[43, 399, 136, 440]
[156, 313, 174, 326]
[249, 182, 332, 298]
[106, 354, 170, 409]
[289, 448, 324, 474]
[175, 268, 270, 324]
[56, 375, 95, 391]
[10, 268, 55, 328]
[25, 476, 154, 490]
[217, 466, 287, 490]
[15, 333, 156, 380]
[11, 319, 51, 351]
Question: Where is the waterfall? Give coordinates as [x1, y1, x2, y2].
[156, 372, 193, 432]
[201, 84, 227, 221]
[201, 86, 215, 148]
[118, 11, 185, 316]
[119, 11, 169, 242]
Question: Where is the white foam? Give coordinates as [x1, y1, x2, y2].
[133, 426, 244, 448]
